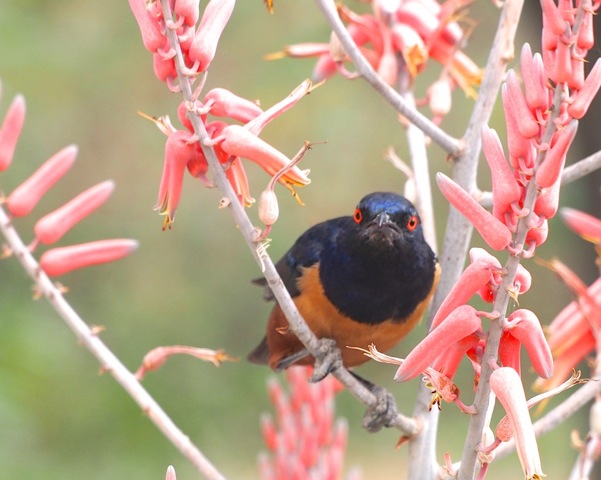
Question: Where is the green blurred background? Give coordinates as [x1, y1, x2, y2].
[0, 1, 599, 478]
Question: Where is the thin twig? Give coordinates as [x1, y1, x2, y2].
[313, 0, 463, 156]
[0, 205, 226, 480]
[562, 150, 601, 186]
[159, 0, 419, 437]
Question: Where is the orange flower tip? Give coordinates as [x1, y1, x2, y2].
[40, 239, 139, 277]
[7, 144, 78, 217]
[560, 207, 601, 244]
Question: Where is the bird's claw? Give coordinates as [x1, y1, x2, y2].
[310, 338, 342, 383]
[362, 386, 398, 433]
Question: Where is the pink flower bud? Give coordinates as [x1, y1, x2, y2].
[395, 305, 482, 382]
[501, 87, 532, 167]
[520, 44, 548, 112]
[174, 0, 200, 27]
[7, 145, 77, 217]
[534, 177, 561, 219]
[427, 76, 452, 118]
[481, 126, 521, 221]
[436, 173, 512, 251]
[245, 79, 314, 136]
[215, 125, 311, 186]
[577, 8, 594, 50]
[553, 37, 573, 85]
[504, 309, 553, 379]
[541, 0, 568, 36]
[40, 239, 138, 277]
[203, 88, 263, 123]
[165, 465, 176, 480]
[34, 180, 115, 245]
[128, 0, 165, 53]
[568, 58, 601, 119]
[535, 120, 578, 189]
[431, 254, 500, 330]
[560, 207, 601, 244]
[0, 95, 26, 171]
[395, 1, 439, 40]
[188, 0, 236, 73]
[490, 367, 544, 479]
[153, 52, 177, 84]
[504, 71, 539, 139]
[258, 189, 279, 227]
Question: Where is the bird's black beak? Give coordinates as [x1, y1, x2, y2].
[375, 211, 391, 227]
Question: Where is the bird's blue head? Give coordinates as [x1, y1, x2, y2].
[352, 192, 423, 247]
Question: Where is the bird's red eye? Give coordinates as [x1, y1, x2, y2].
[354, 208, 363, 224]
[406, 215, 419, 231]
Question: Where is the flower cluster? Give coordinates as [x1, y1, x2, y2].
[0, 90, 137, 277]
[360, 2, 601, 477]
[129, 0, 312, 229]
[270, 0, 482, 121]
[259, 367, 358, 480]
[534, 208, 601, 393]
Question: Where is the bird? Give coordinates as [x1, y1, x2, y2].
[248, 192, 440, 372]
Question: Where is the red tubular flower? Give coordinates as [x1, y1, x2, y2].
[504, 70, 540, 139]
[568, 58, 601, 120]
[187, 0, 236, 73]
[395, 305, 482, 382]
[213, 125, 311, 187]
[503, 309, 553, 379]
[436, 172, 512, 251]
[203, 88, 263, 123]
[0, 94, 26, 172]
[430, 250, 501, 330]
[520, 44, 549, 112]
[535, 119, 578, 189]
[481, 125, 521, 223]
[155, 130, 205, 228]
[499, 331, 522, 375]
[34, 180, 115, 246]
[490, 367, 544, 479]
[561, 207, 601, 244]
[7, 145, 77, 217]
[40, 239, 139, 277]
[128, 0, 165, 53]
[173, 0, 200, 28]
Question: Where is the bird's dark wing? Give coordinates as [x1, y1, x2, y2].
[253, 216, 352, 301]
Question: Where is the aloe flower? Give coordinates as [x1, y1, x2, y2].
[7, 145, 78, 217]
[269, 0, 482, 119]
[40, 239, 138, 277]
[0, 94, 26, 172]
[490, 368, 544, 479]
[259, 367, 352, 480]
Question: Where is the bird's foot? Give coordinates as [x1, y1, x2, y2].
[310, 337, 342, 383]
[362, 385, 399, 433]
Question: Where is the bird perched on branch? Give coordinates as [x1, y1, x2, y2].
[249, 192, 439, 372]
